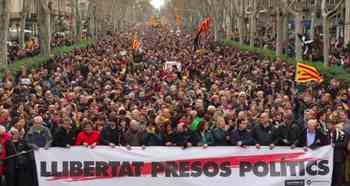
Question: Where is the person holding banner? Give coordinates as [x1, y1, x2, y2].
[211, 117, 230, 146]
[190, 119, 215, 148]
[25, 116, 52, 151]
[75, 120, 100, 149]
[100, 120, 125, 147]
[143, 123, 163, 146]
[123, 120, 145, 150]
[278, 110, 301, 146]
[294, 119, 326, 150]
[171, 123, 193, 148]
[52, 118, 78, 148]
[251, 112, 279, 149]
[229, 119, 255, 147]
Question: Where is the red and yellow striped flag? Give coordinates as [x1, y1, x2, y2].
[132, 38, 141, 49]
[197, 17, 211, 33]
[295, 63, 323, 83]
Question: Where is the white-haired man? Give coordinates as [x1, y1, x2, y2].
[25, 116, 52, 150]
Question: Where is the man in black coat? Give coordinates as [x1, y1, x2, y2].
[251, 112, 280, 149]
[293, 119, 327, 149]
[100, 121, 125, 147]
[6, 129, 37, 186]
[325, 118, 347, 186]
[143, 125, 163, 146]
[230, 119, 255, 147]
[278, 111, 301, 146]
[170, 124, 193, 148]
[52, 118, 77, 148]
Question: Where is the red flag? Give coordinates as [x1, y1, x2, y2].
[197, 17, 211, 33]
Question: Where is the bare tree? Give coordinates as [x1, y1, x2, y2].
[71, 0, 81, 42]
[205, 0, 222, 41]
[88, 0, 97, 39]
[233, 0, 247, 45]
[38, 0, 51, 57]
[345, 0, 350, 47]
[246, 0, 267, 47]
[321, 0, 344, 66]
[0, 0, 10, 64]
[223, 0, 233, 39]
[111, 0, 119, 32]
[275, 0, 287, 57]
[283, 0, 306, 61]
[19, 0, 31, 48]
[310, 0, 321, 41]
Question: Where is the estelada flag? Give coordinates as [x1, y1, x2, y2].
[175, 15, 181, 26]
[132, 38, 141, 49]
[295, 63, 323, 83]
[197, 17, 211, 33]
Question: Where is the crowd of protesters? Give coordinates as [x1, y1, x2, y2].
[7, 34, 74, 64]
[0, 27, 349, 186]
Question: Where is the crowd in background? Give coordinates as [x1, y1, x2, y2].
[7, 34, 74, 64]
[241, 25, 350, 69]
[0, 28, 349, 186]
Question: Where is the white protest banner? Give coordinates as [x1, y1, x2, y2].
[35, 146, 333, 186]
[164, 61, 181, 71]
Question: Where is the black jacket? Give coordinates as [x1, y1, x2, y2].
[53, 127, 77, 147]
[251, 124, 279, 146]
[211, 128, 229, 146]
[190, 130, 215, 146]
[6, 140, 37, 186]
[171, 131, 192, 147]
[325, 129, 347, 163]
[230, 129, 255, 146]
[294, 128, 327, 149]
[100, 126, 125, 146]
[143, 133, 162, 146]
[278, 123, 301, 146]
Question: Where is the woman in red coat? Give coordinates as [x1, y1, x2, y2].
[0, 125, 11, 184]
[75, 121, 100, 148]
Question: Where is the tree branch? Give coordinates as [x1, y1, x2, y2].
[39, 0, 50, 13]
[283, 0, 298, 15]
[325, 0, 345, 18]
[245, 0, 254, 14]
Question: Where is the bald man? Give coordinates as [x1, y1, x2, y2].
[251, 112, 280, 149]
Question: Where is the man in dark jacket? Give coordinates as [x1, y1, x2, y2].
[251, 112, 280, 148]
[294, 119, 326, 149]
[171, 124, 193, 148]
[53, 118, 77, 147]
[6, 129, 36, 186]
[25, 116, 52, 150]
[143, 125, 163, 146]
[100, 121, 125, 147]
[325, 116, 347, 186]
[124, 120, 144, 149]
[278, 111, 301, 146]
[230, 119, 255, 147]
